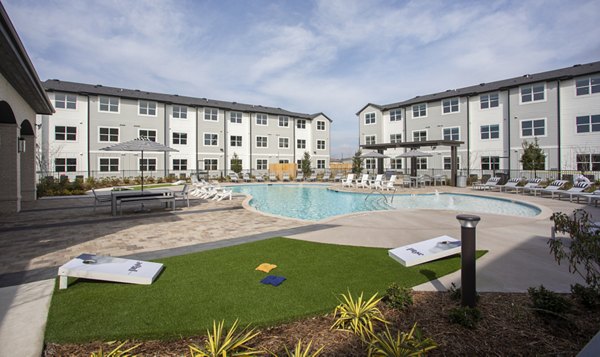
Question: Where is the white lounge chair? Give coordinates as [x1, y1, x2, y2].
[572, 190, 600, 206]
[321, 172, 330, 182]
[91, 189, 112, 212]
[341, 174, 354, 188]
[256, 174, 265, 182]
[555, 182, 591, 202]
[295, 172, 304, 181]
[499, 178, 522, 192]
[371, 174, 384, 190]
[282, 173, 290, 182]
[306, 173, 317, 182]
[174, 184, 190, 207]
[357, 174, 370, 189]
[229, 172, 239, 183]
[514, 178, 543, 194]
[383, 175, 397, 191]
[243, 173, 252, 182]
[333, 173, 343, 182]
[213, 189, 232, 201]
[531, 180, 568, 197]
[269, 173, 277, 182]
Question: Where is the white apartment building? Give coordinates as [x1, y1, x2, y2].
[38, 80, 331, 179]
[357, 60, 600, 177]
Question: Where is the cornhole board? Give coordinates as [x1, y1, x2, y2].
[388, 235, 461, 267]
[58, 254, 163, 289]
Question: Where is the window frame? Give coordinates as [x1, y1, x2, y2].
[278, 137, 289, 149]
[389, 109, 402, 121]
[520, 118, 547, 138]
[316, 120, 326, 131]
[230, 111, 242, 124]
[54, 93, 77, 110]
[317, 140, 326, 150]
[98, 126, 119, 143]
[255, 113, 268, 126]
[365, 135, 376, 146]
[390, 133, 402, 144]
[172, 159, 188, 171]
[204, 108, 219, 121]
[138, 100, 157, 116]
[480, 124, 500, 140]
[442, 126, 460, 141]
[412, 103, 427, 118]
[256, 135, 268, 148]
[575, 76, 600, 96]
[297, 119, 306, 129]
[139, 157, 157, 172]
[481, 156, 500, 170]
[364, 112, 376, 125]
[54, 157, 77, 172]
[576, 114, 600, 134]
[520, 83, 546, 104]
[55, 125, 77, 141]
[172, 132, 188, 145]
[278, 116, 289, 127]
[390, 158, 402, 170]
[138, 129, 157, 142]
[443, 156, 460, 170]
[230, 135, 243, 147]
[203, 133, 218, 146]
[416, 157, 428, 170]
[99, 157, 119, 172]
[256, 159, 268, 170]
[480, 93, 499, 109]
[442, 98, 460, 114]
[317, 159, 325, 169]
[412, 129, 427, 142]
[172, 105, 187, 119]
[203, 158, 218, 171]
[297, 139, 306, 149]
[98, 96, 119, 113]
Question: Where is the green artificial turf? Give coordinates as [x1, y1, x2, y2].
[45, 237, 485, 343]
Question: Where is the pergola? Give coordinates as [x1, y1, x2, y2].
[360, 140, 464, 186]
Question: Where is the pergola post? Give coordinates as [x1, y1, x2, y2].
[377, 149, 384, 174]
[450, 145, 458, 187]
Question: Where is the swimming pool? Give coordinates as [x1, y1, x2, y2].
[230, 185, 541, 221]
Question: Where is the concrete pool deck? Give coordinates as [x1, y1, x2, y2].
[0, 183, 599, 356]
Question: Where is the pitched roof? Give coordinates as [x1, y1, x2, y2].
[0, 2, 53, 114]
[43, 79, 328, 120]
[358, 60, 600, 113]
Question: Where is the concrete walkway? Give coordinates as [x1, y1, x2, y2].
[0, 184, 598, 356]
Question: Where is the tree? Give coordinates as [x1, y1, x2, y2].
[352, 150, 364, 175]
[230, 152, 242, 175]
[300, 151, 312, 176]
[520, 138, 546, 176]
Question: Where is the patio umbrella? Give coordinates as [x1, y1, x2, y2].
[100, 137, 178, 191]
[395, 149, 433, 177]
[360, 151, 389, 174]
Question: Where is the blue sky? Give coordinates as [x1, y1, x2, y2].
[4, 0, 600, 158]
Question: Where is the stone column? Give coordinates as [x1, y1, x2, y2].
[21, 135, 36, 202]
[0, 124, 20, 213]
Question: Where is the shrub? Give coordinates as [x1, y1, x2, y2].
[188, 319, 262, 357]
[366, 323, 437, 357]
[280, 339, 324, 357]
[448, 307, 482, 329]
[383, 283, 413, 310]
[90, 341, 141, 357]
[448, 282, 479, 303]
[528, 285, 572, 316]
[571, 283, 600, 309]
[331, 291, 388, 341]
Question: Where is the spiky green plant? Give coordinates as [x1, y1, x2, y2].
[366, 323, 437, 357]
[90, 341, 141, 357]
[188, 319, 262, 357]
[282, 339, 325, 357]
[331, 291, 388, 340]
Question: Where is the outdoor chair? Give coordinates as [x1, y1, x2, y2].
[371, 174, 384, 190]
[213, 188, 232, 201]
[554, 182, 591, 202]
[498, 178, 522, 192]
[295, 172, 304, 181]
[383, 175, 397, 191]
[282, 173, 290, 182]
[573, 190, 600, 206]
[357, 174, 370, 188]
[307, 173, 317, 182]
[321, 172, 330, 182]
[514, 178, 543, 194]
[243, 173, 252, 182]
[402, 175, 412, 188]
[333, 173, 343, 182]
[256, 174, 265, 182]
[269, 173, 277, 182]
[341, 174, 354, 187]
[229, 172, 239, 183]
[91, 188, 112, 212]
[531, 180, 568, 197]
[174, 184, 190, 207]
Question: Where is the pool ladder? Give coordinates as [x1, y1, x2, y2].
[365, 188, 396, 205]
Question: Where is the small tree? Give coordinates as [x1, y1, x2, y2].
[549, 209, 600, 292]
[520, 138, 546, 177]
[301, 151, 312, 177]
[352, 150, 363, 175]
[230, 152, 242, 175]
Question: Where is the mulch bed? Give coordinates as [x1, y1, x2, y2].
[44, 291, 600, 356]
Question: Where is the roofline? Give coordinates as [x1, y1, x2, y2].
[0, 2, 53, 114]
[355, 103, 382, 116]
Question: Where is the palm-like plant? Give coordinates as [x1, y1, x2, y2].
[188, 319, 262, 357]
[331, 291, 388, 340]
[90, 341, 141, 357]
[282, 339, 324, 357]
[367, 323, 437, 357]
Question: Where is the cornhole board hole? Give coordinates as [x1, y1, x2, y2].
[58, 254, 163, 289]
[388, 235, 461, 267]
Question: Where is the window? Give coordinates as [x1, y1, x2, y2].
[365, 112, 375, 125]
[230, 112, 242, 123]
[99, 127, 119, 142]
[204, 133, 218, 146]
[173, 132, 187, 145]
[317, 121, 325, 130]
[139, 129, 157, 141]
[390, 109, 402, 121]
[365, 159, 375, 170]
[413, 130, 427, 142]
[521, 119, 545, 137]
[481, 124, 500, 139]
[278, 116, 289, 127]
[256, 114, 267, 125]
[139, 101, 157, 116]
[443, 156, 460, 170]
[278, 137, 289, 148]
[256, 136, 267, 148]
[99, 158, 119, 172]
[204, 159, 218, 171]
[481, 156, 500, 170]
[172, 105, 187, 119]
[576, 115, 600, 133]
[365, 135, 376, 145]
[317, 160, 325, 169]
[230, 135, 242, 147]
[99, 96, 119, 112]
[55, 126, 77, 141]
[577, 154, 600, 171]
[390, 134, 402, 143]
[416, 157, 427, 170]
[443, 127, 460, 141]
[173, 159, 187, 171]
[139, 158, 156, 171]
[296, 159, 302, 167]
[54, 93, 76, 109]
[297, 139, 306, 149]
[480, 93, 499, 109]
[204, 108, 218, 121]
[412, 103, 427, 118]
[55, 158, 76, 172]
[297, 119, 306, 129]
[390, 159, 402, 170]
[317, 140, 326, 150]
[256, 159, 267, 170]
[521, 84, 545, 103]
[442, 98, 459, 114]
[279, 159, 290, 164]
[576, 77, 600, 96]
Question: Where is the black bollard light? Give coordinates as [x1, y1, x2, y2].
[456, 214, 481, 308]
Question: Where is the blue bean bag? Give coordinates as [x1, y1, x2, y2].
[260, 275, 286, 286]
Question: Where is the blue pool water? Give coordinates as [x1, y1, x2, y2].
[230, 185, 541, 221]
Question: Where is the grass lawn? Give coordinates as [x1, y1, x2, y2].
[46, 237, 485, 343]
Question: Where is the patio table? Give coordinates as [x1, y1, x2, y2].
[110, 189, 172, 216]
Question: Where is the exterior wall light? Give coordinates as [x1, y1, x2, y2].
[18, 137, 26, 153]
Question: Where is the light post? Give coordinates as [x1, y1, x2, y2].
[456, 214, 480, 308]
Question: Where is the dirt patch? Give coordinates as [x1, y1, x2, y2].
[44, 291, 600, 356]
